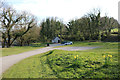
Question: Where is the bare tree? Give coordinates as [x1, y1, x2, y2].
[0, 2, 36, 48]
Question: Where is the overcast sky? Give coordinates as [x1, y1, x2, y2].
[4, 0, 119, 23]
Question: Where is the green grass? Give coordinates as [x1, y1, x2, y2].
[55, 41, 104, 48]
[2, 42, 119, 78]
[1, 43, 48, 57]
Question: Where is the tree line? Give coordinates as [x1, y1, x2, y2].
[0, 2, 119, 48]
[65, 10, 119, 41]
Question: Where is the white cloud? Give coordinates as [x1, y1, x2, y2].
[5, 0, 119, 23]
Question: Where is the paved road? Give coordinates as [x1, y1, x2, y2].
[0, 45, 99, 78]
[49, 44, 65, 47]
[54, 46, 99, 51]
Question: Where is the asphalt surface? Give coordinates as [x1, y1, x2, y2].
[54, 46, 99, 51]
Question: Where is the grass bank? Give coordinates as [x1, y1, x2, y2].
[2, 42, 119, 78]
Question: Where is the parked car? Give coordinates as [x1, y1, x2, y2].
[64, 41, 73, 45]
[61, 41, 67, 44]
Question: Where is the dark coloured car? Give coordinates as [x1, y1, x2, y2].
[61, 41, 67, 44]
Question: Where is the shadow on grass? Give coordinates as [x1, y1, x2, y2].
[45, 51, 54, 56]
[30, 43, 47, 47]
[65, 64, 81, 69]
[30, 42, 54, 47]
[45, 51, 62, 78]
[39, 50, 54, 58]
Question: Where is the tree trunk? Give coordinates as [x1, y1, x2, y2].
[6, 43, 11, 48]
[2, 33, 6, 48]
[20, 41, 23, 46]
[60, 26, 62, 43]
[2, 40, 5, 48]
[20, 37, 24, 46]
[6, 30, 11, 48]
[27, 41, 30, 46]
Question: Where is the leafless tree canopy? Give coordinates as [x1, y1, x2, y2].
[0, 1, 37, 48]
